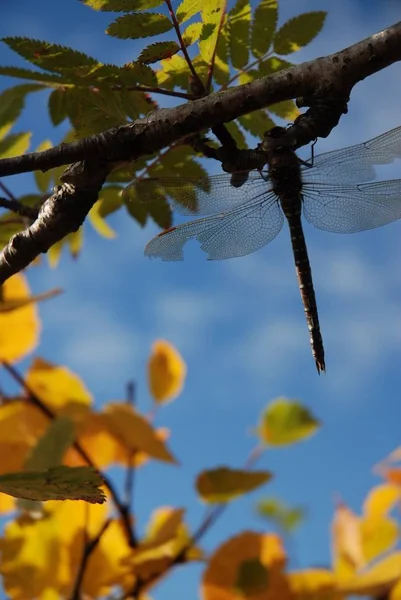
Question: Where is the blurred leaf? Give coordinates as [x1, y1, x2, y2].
[258, 56, 293, 76]
[0, 66, 66, 83]
[228, 0, 251, 69]
[144, 507, 185, 545]
[273, 12, 326, 55]
[269, 99, 299, 120]
[105, 402, 178, 463]
[124, 180, 172, 229]
[148, 339, 187, 403]
[81, 0, 163, 9]
[225, 120, 247, 148]
[67, 228, 83, 259]
[363, 484, 401, 520]
[48, 88, 69, 126]
[0, 132, 31, 158]
[182, 22, 203, 46]
[89, 185, 123, 238]
[239, 110, 274, 137]
[332, 501, 364, 580]
[0, 466, 105, 503]
[2, 37, 100, 75]
[0, 274, 40, 362]
[107, 13, 173, 39]
[0, 84, 43, 139]
[26, 357, 93, 413]
[63, 88, 127, 138]
[288, 570, 336, 599]
[196, 467, 272, 503]
[34, 140, 53, 192]
[251, 0, 278, 57]
[0, 287, 62, 313]
[24, 417, 75, 472]
[362, 516, 398, 564]
[257, 497, 306, 532]
[235, 558, 269, 595]
[338, 552, 401, 597]
[257, 397, 320, 446]
[138, 41, 180, 65]
[176, 0, 203, 24]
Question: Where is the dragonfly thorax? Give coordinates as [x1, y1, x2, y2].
[267, 147, 303, 217]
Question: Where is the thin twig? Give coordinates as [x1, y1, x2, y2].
[123, 381, 138, 546]
[110, 84, 194, 100]
[165, 0, 204, 92]
[0, 196, 38, 219]
[205, 4, 228, 93]
[0, 181, 16, 201]
[1, 361, 136, 549]
[70, 518, 112, 600]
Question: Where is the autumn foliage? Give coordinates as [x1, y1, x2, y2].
[0, 273, 398, 599]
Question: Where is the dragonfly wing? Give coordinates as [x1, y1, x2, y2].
[145, 193, 284, 261]
[302, 180, 401, 233]
[301, 126, 401, 184]
[131, 171, 270, 216]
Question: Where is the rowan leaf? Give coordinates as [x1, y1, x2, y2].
[273, 11, 326, 55]
[0, 84, 43, 139]
[176, 0, 203, 24]
[34, 139, 54, 191]
[148, 339, 187, 403]
[182, 22, 203, 46]
[0, 131, 31, 158]
[257, 397, 320, 446]
[0, 466, 105, 503]
[269, 99, 299, 121]
[48, 88, 69, 126]
[258, 56, 293, 76]
[138, 41, 180, 65]
[89, 185, 123, 238]
[0, 274, 40, 362]
[196, 467, 272, 503]
[251, 0, 278, 57]
[228, 0, 251, 69]
[107, 13, 173, 39]
[81, 0, 163, 9]
[238, 110, 275, 136]
[104, 403, 178, 463]
[199, 0, 226, 66]
[0, 66, 66, 83]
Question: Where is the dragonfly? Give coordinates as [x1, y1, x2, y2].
[142, 125, 401, 373]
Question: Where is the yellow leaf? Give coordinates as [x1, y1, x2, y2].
[288, 569, 339, 600]
[104, 403, 178, 463]
[331, 502, 364, 580]
[363, 484, 401, 519]
[361, 515, 398, 563]
[202, 531, 289, 600]
[257, 397, 320, 446]
[26, 357, 92, 415]
[338, 552, 401, 597]
[196, 467, 272, 503]
[148, 340, 186, 403]
[144, 507, 185, 546]
[0, 274, 40, 362]
[390, 577, 401, 600]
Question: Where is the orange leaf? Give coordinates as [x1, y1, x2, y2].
[148, 340, 186, 403]
[0, 274, 40, 362]
[288, 569, 338, 599]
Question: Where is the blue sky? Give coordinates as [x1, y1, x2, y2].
[1, 0, 401, 597]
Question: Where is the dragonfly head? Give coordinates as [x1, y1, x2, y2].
[260, 126, 289, 153]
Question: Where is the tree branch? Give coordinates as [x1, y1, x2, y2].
[0, 21, 400, 283]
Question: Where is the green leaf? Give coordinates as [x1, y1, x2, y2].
[176, 0, 203, 24]
[0, 66, 66, 84]
[182, 22, 203, 47]
[63, 88, 127, 138]
[225, 121, 247, 149]
[251, 0, 278, 58]
[257, 397, 320, 446]
[138, 41, 180, 65]
[116, 61, 157, 86]
[48, 89, 69, 126]
[213, 26, 229, 86]
[34, 140, 53, 192]
[273, 11, 326, 55]
[89, 185, 123, 238]
[124, 180, 172, 229]
[258, 56, 293, 76]
[2, 37, 100, 75]
[0, 132, 31, 158]
[107, 13, 173, 39]
[0, 84, 44, 140]
[269, 99, 299, 120]
[24, 417, 75, 472]
[196, 467, 272, 503]
[81, 0, 163, 10]
[0, 466, 106, 503]
[199, 0, 226, 66]
[238, 110, 274, 136]
[235, 559, 269, 595]
[228, 0, 251, 69]
[256, 497, 306, 532]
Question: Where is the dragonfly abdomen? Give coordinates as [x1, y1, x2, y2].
[287, 215, 326, 373]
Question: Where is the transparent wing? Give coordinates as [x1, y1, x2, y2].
[302, 179, 401, 233]
[134, 171, 270, 216]
[145, 193, 284, 261]
[300, 126, 401, 184]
